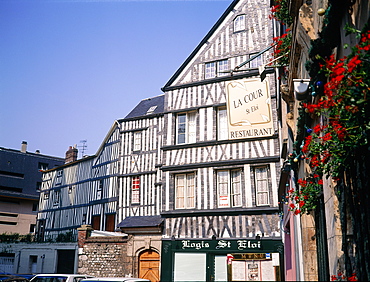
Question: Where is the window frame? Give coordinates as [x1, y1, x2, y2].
[249, 53, 263, 69]
[234, 14, 246, 32]
[133, 131, 142, 151]
[176, 111, 197, 144]
[131, 176, 140, 204]
[254, 165, 270, 206]
[53, 190, 60, 206]
[217, 169, 242, 208]
[175, 172, 196, 209]
[217, 107, 229, 140]
[205, 59, 229, 79]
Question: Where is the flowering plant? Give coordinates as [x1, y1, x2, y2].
[301, 27, 370, 180]
[271, 30, 291, 67]
[288, 174, 323, 214]
[269, 0, 292, 26]
[331, 271, 357, 281]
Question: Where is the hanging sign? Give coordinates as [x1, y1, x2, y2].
[226, 78, 274, 139]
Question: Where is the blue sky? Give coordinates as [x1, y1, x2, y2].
[0, 0, 231, 158]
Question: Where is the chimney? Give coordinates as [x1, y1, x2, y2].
[21, 141, 27, 153]
[65, 145, 78, 164]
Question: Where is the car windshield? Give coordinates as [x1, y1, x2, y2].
[32, 277, 68, 282]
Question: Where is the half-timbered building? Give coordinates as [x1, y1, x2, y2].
[37, 122, 121, 241]
[159, 0, 283, 280]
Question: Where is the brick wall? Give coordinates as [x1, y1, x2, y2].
[78, 236, 132, 277]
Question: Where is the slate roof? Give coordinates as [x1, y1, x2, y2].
[124, 94, 164, 119]
[117, 215, 163, 228]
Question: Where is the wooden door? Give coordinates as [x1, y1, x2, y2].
[139, 250, 160, 282]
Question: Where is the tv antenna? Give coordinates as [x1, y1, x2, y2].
[78, 140, 87, 158]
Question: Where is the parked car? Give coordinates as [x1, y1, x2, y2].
[0, 274, 29, 282]
[30, 274, 93, 282]
[81, 278, 149, 282]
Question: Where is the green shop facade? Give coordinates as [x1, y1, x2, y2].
[160, 237, 283, 281]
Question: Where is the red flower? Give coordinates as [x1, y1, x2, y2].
[299, 201, 305, 207]
[294, 209, 301, 215]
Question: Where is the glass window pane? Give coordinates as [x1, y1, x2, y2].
[218, 108, 228, 140]
[177, 114, 186, 144]
[174, 253, 206, 281]
[188, 112, 197, 143]
[215, 256, 228, 281]
[205, 62, 216, 79]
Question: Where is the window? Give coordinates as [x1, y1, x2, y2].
[218, 59, 229, 77]
[146, 105, 157, 115]
[38, 162, 48, 171]
[218, 107, 228, 140]
[133, 131, 142, 151]
[92, 215, 101, 230]
[177, 112, 196, 144]
[205, 60, 229, 79]
[132, 176, 140, 204]
[175, 173, 195, 209]
[105, 214, 116, 232]
[217, 169, 242, 208]
[29, 224, 36, 233]
[254, 166, 270, 206]
[97, 180, 103, 198]
[205, 62, 216, 79]
[249, 53, 263, 69]
[55, 170, 63, 185]
[53, 190, 60, 206]
[234, 14, 246, 32]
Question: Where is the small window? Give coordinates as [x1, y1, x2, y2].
[29, 224, 36, 233]
[205, 60, 229, 79]
[105, 214, 116, 232]
[132, 176, 140, 204]
[175, 173, 195, 209]
[146, 106, 157, 115]
[218, 60, 229, 77]
[217, 169, 242, 208]
[38, 162, 48, 171]
[177, 112, 196, 144]
[92, 215, 101, 230]
[133, 131, 142, 151]
[55, 170, 63, 185]
[205, 62, 216, 79]
[217, 107, 228, 140]
[53, 191, 60, 206]
[249, 53, 263, 69]
[254, 166, 270, 206]
[234, 15, 246, 32]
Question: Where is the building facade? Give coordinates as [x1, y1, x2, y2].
[277, 0, 370, 281]
[0, 141, 64, 235]
[159, 0, 283, 280]
[33, 0, 287, 280]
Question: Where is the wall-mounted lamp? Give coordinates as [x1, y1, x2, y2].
[293, 79, 310, 100]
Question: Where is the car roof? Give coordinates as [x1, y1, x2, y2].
[33, 275, 89, 277]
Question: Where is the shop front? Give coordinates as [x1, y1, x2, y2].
[161, 238, 283, 281]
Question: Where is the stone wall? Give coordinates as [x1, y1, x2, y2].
[78, 236, 131, 277]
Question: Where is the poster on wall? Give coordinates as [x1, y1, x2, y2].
[226, 78, 274, 140]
